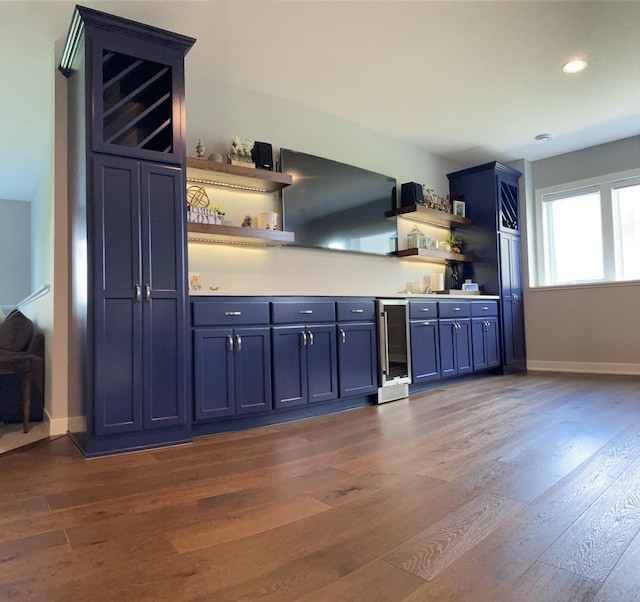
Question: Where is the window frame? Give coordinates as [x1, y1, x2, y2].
[532, 168, 640, 289]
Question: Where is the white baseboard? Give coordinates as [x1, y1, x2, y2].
[527, 361, 640, 376]
[44, 410, 86, 436]
[45, 409, 67, 436]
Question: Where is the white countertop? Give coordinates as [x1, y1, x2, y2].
[189, 292, 500, 300]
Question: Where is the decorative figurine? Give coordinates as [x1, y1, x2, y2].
[195, 139, 205, 158]
[242, 215, 253, 228]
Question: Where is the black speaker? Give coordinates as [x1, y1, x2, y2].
[400, 182, 424, 207]
[251, 141, 273, 170]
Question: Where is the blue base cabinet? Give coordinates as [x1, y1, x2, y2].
[471, 317, 500, 371]
[192, 299, 272, 420]
[336, 300, 377, 398]
[409, 300, 440, 384]
[439, 319, 473, 378]
[193, 326, 272, 420]
[272, 324, 338, 409]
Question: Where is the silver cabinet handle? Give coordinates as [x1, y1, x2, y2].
[224, 311, 242, 316]
[308, 330, 314, 346]
[301, 331, 307, 347]
[419, 307, 430, 312]
[299, 309, 313, 314]
[513, 293, 519, 301]
[481, 306, 489, 311]
[145, 284, 151, 302]
[227, 335, 233, 352]
[452, 307, 461, 312]
[235, 334, 242, 351]
[420, 321, 431, 326]
[135, 284, 141, 303]
[340, 329, 346, 344]
[351, 308, 364, 314]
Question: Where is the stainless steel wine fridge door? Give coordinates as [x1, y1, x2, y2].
[377, 299, 411, 403]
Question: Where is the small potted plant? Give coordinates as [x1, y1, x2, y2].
[229, 136, 255, 166]
[447, 234, 464, 254]
[211, 205, 225, 225]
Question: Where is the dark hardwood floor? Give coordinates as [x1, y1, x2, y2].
[1, 372, 640, 601]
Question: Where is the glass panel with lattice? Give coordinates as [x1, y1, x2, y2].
[102, 50, 173, 153]
[500, 180, 519, 231]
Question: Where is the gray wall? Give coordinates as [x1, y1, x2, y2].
[524, 136, 640, 374]
[0, 199, 31, 307]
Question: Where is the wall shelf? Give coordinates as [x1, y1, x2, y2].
[186, 158, 293, 193]
[386, 204, 472, 228]
[395, 248, 473, 263]
[187, 222, 295, 246]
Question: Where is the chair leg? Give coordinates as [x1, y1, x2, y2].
[22, 369, 31, 433]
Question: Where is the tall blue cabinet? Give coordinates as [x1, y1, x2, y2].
[59, 6, 196, 455]
[447, 162, 526, 373]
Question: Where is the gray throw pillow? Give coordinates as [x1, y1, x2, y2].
[0, 310, 34, 352]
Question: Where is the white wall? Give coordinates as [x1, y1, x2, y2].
[185, 81, 463, 296]
[524, 136, 640, 374]
[0, 199, 31, 308]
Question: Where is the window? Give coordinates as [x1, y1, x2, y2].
[534, 171, 640, 287]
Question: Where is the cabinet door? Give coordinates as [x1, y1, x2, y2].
[93, 155, 143, 435]
[193, 329, 234, 420]
[410, 320, 440, 384]
[485, 316, 501, 369]
[456, 320, 473, 375]
[272, 326, 307, 409]
[438, 320, 457, 378]
[472, 317, 500, 371]
[500, 233, 526, 371]
[91, 29, 186, 164]
[337, 322, 378, 397]
[306, 325, 338, 404]
[234, 327, 272, 415]
[472, 318, 489, 371]
[140, 163, 187, 428]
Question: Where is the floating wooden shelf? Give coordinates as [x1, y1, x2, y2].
[186, 158, 293, 193]
[395, 248, 473, 263]
[386, 204, 472, 228]
[187, 222, 295, 246]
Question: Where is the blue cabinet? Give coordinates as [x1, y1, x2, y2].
[272, 324, 338, 409]
[336, 299, 377, 398]
[500, 233, 526, 372]
[337, 322, 378, 397]
[410, 319, 440, 384]
[438, 319, 472, 378]
[60, 7, 194, 455]
[447, 162, 525, 373]
[472, 317, 500, 371]
[93, 155, 187, 436]
[193, 326, 271, 420]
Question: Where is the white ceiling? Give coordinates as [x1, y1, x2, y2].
[1, 0, 639, 203]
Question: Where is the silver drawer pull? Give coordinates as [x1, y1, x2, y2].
[482, 306, 489, 311]
[235, 334, 242, 351]
[452, 307, 461, 311]
[420, 321, 431, 326]
[351, 309, 364, 313]
[299, 309, 313, 314]
[419, 308, 430, 312]
[224, 311, 242, 316]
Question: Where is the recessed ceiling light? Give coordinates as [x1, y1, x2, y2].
[535, 133, 553, 142]
[562, 59, 588, 74]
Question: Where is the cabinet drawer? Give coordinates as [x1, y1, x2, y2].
[409, 301, 438, 319]
[192, 300, 270, 326]
[438, 301, 471, 318]
[471, 301, 499, 317]
[272, 301, 336, 324]
[336, 300, 375, 322]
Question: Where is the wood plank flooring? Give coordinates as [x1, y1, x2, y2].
[1, 372, 640, 601]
